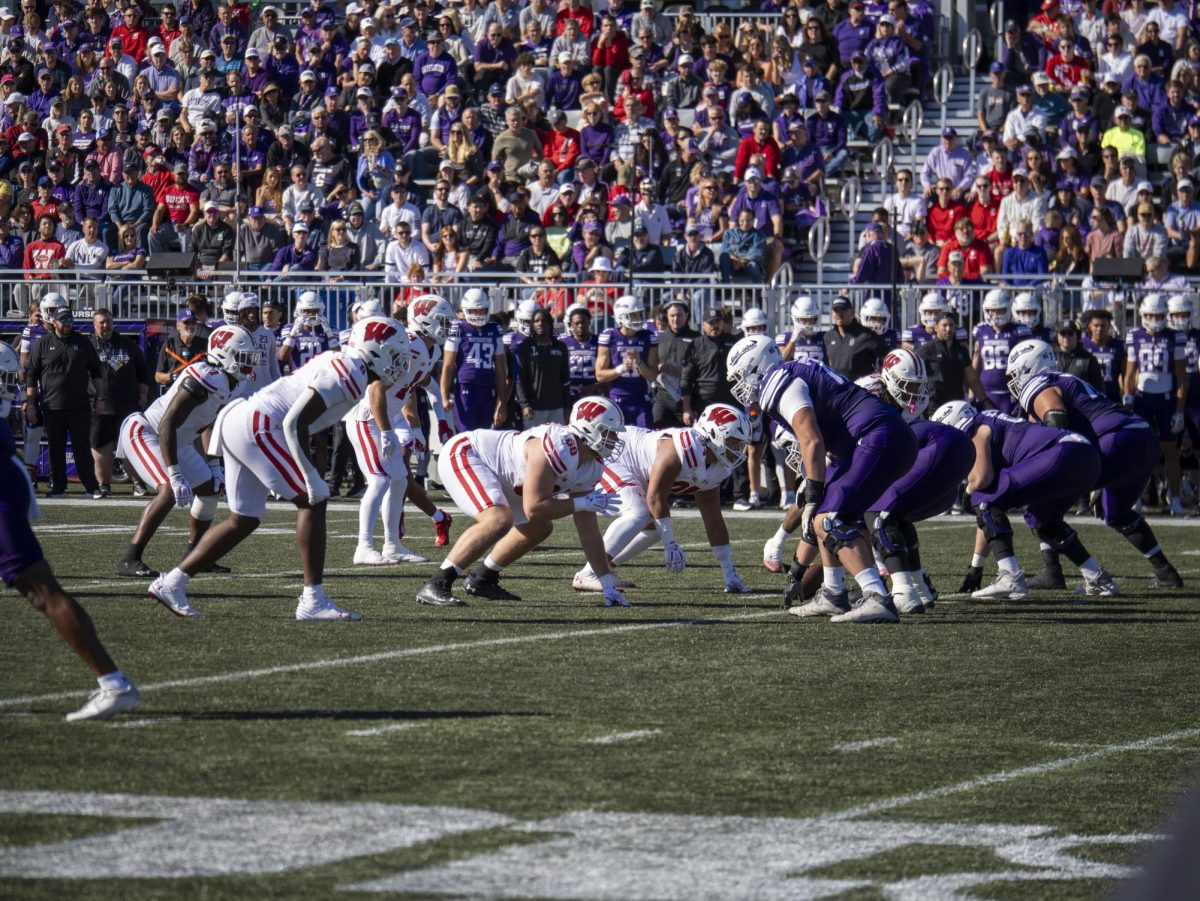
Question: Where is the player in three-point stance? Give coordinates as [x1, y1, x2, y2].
[148, 317, 413, 621]
[417, 396, 629, 608]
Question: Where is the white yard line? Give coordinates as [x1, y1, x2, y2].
[824, 727, 1200, 822]
[109, 716, 183, 729]
[586, 729, 662, 745]
[346, 723, 426, 737]
[831, 736, 899, 752]
[0, 610, 785, 710]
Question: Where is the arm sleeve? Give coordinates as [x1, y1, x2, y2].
[774, 376, 813, 423]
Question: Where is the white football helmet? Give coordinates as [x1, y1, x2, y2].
[237, 291, 261, 313]
[727, 335, 784, 405]
[1140, 293, 1167, 334]
[740, 307, 769, 335]
[614, 294, 646, 330]
[772, 428, 804, 476]
[514, 298, 542, 336]
[1012, 292, 1041, 329]
[461, 288, 490, 327]
[568, 395, 626, 460]
[39, 292, 64, 319]
[918, 291, 947, 330]
[861, 297, 890, 335]
[982, 289, 1011, 329]
[790, 294, 821, 336]
[205, 324, 263, 382]
[296, 291, 323, 327]
[1167, 294, 1193, 331]
[931, 400, 978, 431]
[350, 297, 384, 322]
[408, 293, 456, 345]
[346, 316, 413, 387]
[221, 290, 241, 322]
[0, 343, 19, 418]
[695, 403, 752, 466]
[879, 348, 929, 420]
[1006, 338, 1059, 400]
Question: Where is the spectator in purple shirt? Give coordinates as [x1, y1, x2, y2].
[545, 53, 583, 110]
[835, 52, 887, 142]
[474, 23, 517, 101]
[808, 91, 849, 176]
[832, 2, 874, 66]
[1151, 80, 1189, 145]
[579, 105, 614, 167]
[414, 33, 458, 98]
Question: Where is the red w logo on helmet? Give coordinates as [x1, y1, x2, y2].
[208, 329, 234, 350]
[706, 406, 739, 425]
[411, 298, 437, 317]
[574, 400, 609, 422]
[882, 350, 909, 370]
[363, 321, 397, 343]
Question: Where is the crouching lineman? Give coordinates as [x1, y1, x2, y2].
[932, 400, 1113, 599]
[1007, 339, 1183, 589]
[727, 336, 918, 623]
[148, 317, 412, 620]
[417, 396, 629, 608]
[0, 344, 139, 720]
[117, 325, 261, 578]
[345, 294, 455, 565]
[572, 403, 754, 595]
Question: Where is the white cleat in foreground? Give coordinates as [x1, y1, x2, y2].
[148, 575, 201, 617]
[572, 570, 634, 592]
[762, 536, 784, 573]
[353, 545, 391, 566]
[296, 590, 362, 621]
[1077, 569, 1120, 597]
[65, 685, 141, 722]
[788, 586, 850, 617]
[829, 591, 900, 624]
[380, 542, 429, 564]
[892, 591, 925, 615]
[971, 571, 1030, 600]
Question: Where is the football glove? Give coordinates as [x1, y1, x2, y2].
[1171, 411, 1185, 435]
[168, 467, 192, 509]
[207, 460, 224, 496]
[409, 432, 427, 457]
[574, 490, 622, 517]
[801, 479, 825, 543]
[663, 540, 687, 573]
[958, 565, 983, 593]
[379, 429, 399, 460]
[604, 585, 631, 607]
[437, 418, 454, 444]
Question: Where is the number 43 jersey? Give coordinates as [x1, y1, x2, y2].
[446, 319, 503, 386]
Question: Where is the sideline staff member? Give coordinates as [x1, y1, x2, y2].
[89, 309, 151, 497]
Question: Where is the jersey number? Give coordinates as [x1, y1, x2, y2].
[465, 342, 495, 370]
[981, 343, 1008, 371]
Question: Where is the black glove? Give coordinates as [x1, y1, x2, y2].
[782, 561, 808, 609]
[958, 565, 983, 593]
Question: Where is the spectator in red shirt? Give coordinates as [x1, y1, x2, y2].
[1044, 36, 1090, 90]
[141, 150, 173, 201]
[149, 161, 200, 254]
[986, 148, 1014, 199]
[591, 15, 629, 98]
[926, 177, 967, 245]
[733, 119, 781, 181]
[556, 0, 594, 37]
[542, 108, 581, 174]
[23, 213, 66, 278]
[155, 4, 183, 51]
[31, 179, 61, 220]
[936, 217, 993, 279]
[110, 7, 150, 62]
[968, 176, 1001, 245]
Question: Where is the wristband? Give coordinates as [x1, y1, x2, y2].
[599, 573, 616, 592]
[167, 465, 181, 477]
[653, 516, 675, 544]
[803, 479, 825, 505]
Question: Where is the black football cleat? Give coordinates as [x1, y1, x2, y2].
[1150, 562, 1184, 589]
[116, 559, 159, 578]
[417, 580, 467, 607]
[1028, 550, 1066, 590]
[204, 562, 232, 574]
[463, 568, 522, 601]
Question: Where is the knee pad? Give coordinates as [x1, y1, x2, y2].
[871, 514, 907, 557]
[1112, 512, 1145, 537]
[190, 494, 219, 522]
[1035, 521, 1077, 552]
[821, 515, 864, 555]
[975, 505, 1012, 542]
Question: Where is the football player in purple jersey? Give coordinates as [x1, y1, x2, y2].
[730, 335, 917, 624]
[561, 305, 601, 404]
[777, 294, 826, 363]
[972, 289, 1032, 414]
[1008, 339, 1183, 590]
[279, 291, 341, 374]
[441, 289, 508, 430]
[933, 402, 1113, 600]
[860, 297, 899, 350]
[595, 294, 659, 427]
[1168, 295, 1200, 457]
[901, 291, 968, 351]
[1012, 292, 1053, 343]
[1080, 309, 1127, 402]
[1124, 294, 1189, 516]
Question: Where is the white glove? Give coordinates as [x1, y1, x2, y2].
[801, 502, 818, 543]
[663, 540, 687, 573]
[207, 460, 224, 495]
[306, 477, 330, 506]
[724, 574, 751, 594]
[574, 490, 622, 517]
[168, 467, 192, 508]
[1171, 411, 1185, 434]
[604, 585, 631, 607]
[409, 432, 427, 457]
[379, 429, 399, 460]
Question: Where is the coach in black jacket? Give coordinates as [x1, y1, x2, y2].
[1053, 320, 1104, 391]
[515, 308, 571, 425]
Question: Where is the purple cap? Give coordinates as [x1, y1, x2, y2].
[941, 126, 957, 139]
[583, 220, 602, 232]
[989, 61, 1004, 74]
[663, 106, 678, 119]
[248, 205, 263, 217]
[325, 86, 340, 96]
[486, 160, 503, 172]
[177, 307, 197, 322]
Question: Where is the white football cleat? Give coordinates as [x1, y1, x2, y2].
[65, 684, 141, 722]
[572, 569, 601, 592]
[892, 591, 925, 615]
[788, 586, 850, 617]
[830, 591, 900, 624]
[1169, 496, 1186, 517]
[353, 545, 390, 566]
[148, 576, 200, 617]
[380, 542, 429, 564]
[762, 536, 784, 573]
[296, 591, 362, 621]
[1076, 569, 1120, 597]
[971, 571, 1030, 600]
[724, 575, 751, 593]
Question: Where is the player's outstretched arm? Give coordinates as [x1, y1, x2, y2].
[966, 426, 993, 494]
[521, 448, 575, 522]
[283, 388, 330, 506]
[695, 487, 730, 547]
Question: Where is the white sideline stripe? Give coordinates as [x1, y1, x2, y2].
[586, 729, 662, 745]
[346, 723, 425, 737]
[831, 736, 899, 752]
[826, 727, 1200, 822]
[110, 716, 182, 729]
[0, 611, 785, 709]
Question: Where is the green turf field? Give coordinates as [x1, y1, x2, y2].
[2, 495, 1199, 899]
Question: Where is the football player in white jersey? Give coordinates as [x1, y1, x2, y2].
[417, 396, 628, 608]
[572, 403, 754, 595]
[345, 294, 455, 565]
[148, 317, 412, 621]
[230, 293, 282, 397]
[116, 325, 261, 578]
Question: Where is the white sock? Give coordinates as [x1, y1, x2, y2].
[483, 555, 503, 572]
[971, 553, 987, 568]
[711, 543, 736, 580]
[915, 570, 934, 602]
[891, 570, 914, 592]
[772, 525, 793, 543]
[611, 528, 660, 565]
[165, 567, 189, 588]
[1079, 557, 1101, 577]
[855, 566, 887, 596]
[997, 555, 1021, 575]
[97, 671, 128, 692]
[440, 560, 463, 575]
[302, 583, 322, 600]
[382, 478, 406, 545]
[359, 474, 389, 546]
[822, 566, 844, 592]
